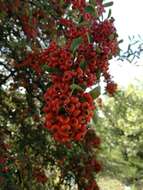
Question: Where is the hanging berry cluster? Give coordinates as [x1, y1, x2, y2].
[19, 0, 119, 143]
[56, 129, 101, 190]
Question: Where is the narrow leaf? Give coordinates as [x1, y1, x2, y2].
[89, 0, 96, 6]
[89, 86, 101, 99]
[118, 39, 124, 44]
[107, 9, 112, 18]
[103, 1, 114, 7]
[70, 84, 84, 91]
[108, 33, 115, 41]
[80, 61, 87, 69]
[85, 5, 97, 17]
[42, 65, 60, 73]
[70, 37, 82, 53]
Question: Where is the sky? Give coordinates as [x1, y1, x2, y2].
[109, 0, 143, 87]
[112, 0, 143, 39]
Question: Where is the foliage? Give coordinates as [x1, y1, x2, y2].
[0, 88, 102, 189]
[94, 85, 143, 189]
[0, 0, 120, 189]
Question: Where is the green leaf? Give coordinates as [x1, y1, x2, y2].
[89, 86, 101, 99]
[87, 33, 94, 43]
[79, 16, 84, 23]
[85, 5, 97, 17]
[42, 65, 61, 73]
[92, 110, 98, 124]
[108, 33, 115, 41]
[70, 37, 82, 53]
[89, 0, 96, 6]
[96, 47, 102, 54]
[70, 84, 84, 92]
[80, 61, 87, 69]
[103, 1, 114, 7]
[118, 39, 124, 44]
[107, 9, 112, 18]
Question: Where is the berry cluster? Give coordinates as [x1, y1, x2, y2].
[0, 0, 120, 189]
[82, 129, 102, 190]
[0, 156, 9, 175]
[57, 129, 101, 190]
[33, 168, 48, 184]
[19, 0, 119, 143]
[39, 42, 96, 142]
[44, 86, 94, 142]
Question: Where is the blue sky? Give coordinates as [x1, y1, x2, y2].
[109, 0, 143, 87]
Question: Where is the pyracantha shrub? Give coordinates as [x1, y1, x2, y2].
[17, 0, 119, 143]
[0, 0, 120, 189]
